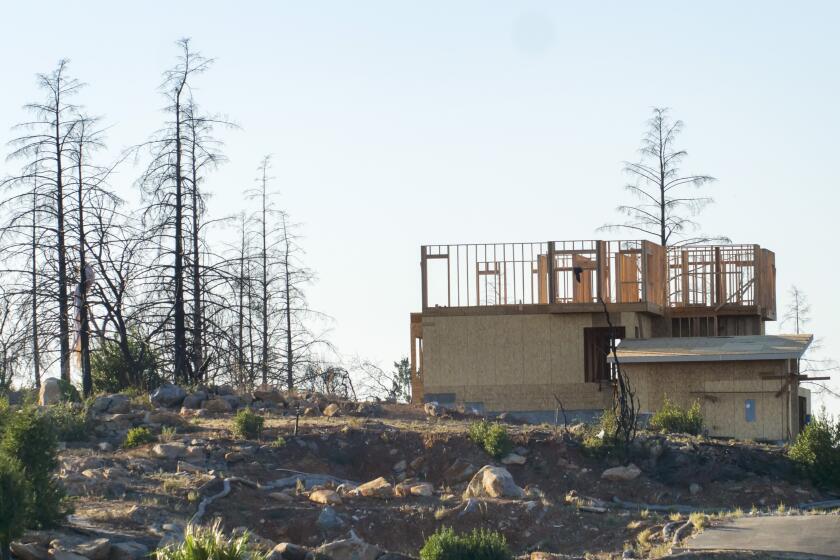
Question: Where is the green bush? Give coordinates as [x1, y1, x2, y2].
[0, 406, 66, 528]
[419, 527, 512, 560]
[154, 521, 263, 560]
[0, 453, 30, 560]
[91, 336, 160, 394]
[56, 380, 81, 403]
[648, 397, 703, 435]
[232, 409, 265, 440]
[468, 420, 512, 459]
[47, 403, 91, 442]
[788, 415, 840, 487]
[582, 408, 624, 458]
[124, 427, 155, 448]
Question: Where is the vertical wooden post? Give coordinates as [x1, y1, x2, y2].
[714, 246, 724, 306]
[420, 246, 428, 310]
[596, 241, 605, 302]
[547, 241, 556, 304]
[641, 242, 649, 303]
[681, 250, 689, 307]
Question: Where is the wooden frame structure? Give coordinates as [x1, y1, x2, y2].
[420, 239, 775, 319]
[421, 240, 665, 314]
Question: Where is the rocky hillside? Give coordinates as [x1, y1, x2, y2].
[8, 381, 840, 560]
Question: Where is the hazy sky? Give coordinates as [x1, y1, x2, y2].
[2, 1, 838, 413]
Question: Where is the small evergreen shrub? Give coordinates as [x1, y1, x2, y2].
[232, 409, 264, 440]
[124, 427, 155, 448]
[648, 397, 703, 435]
[91, 336, 160, 394]
[154, 521, 263, 560]
[47, 403, 91, 442]
[468, 420, 512, 459]
[0, 406, 66, 528]
[0, 453, 30, 560]
[788, 415, 840, 487]
[419, 527, 512, 560]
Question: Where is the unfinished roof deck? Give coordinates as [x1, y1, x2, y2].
[420, 240, 776, 319]
[609, 334, 813, 363]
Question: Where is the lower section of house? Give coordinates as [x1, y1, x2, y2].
[414, 310, 651, 420]
[411, 309, 813, 442]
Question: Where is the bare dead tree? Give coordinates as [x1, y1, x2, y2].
[5, 60, 83, 382]
[599, 296, 639, 459]
[601, 107, 728, 247]
[352, 357, 412, 402]
[138, 39, 212, 384]
[782, 285, 839, 398]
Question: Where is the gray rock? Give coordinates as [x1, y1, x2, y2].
[463, 465, 525, 499]
[107, 394, 132, 414]
[152, 443, 187, 460]
[10, 542, 49, 560]
[601, 463, 642, 482]
[181, 392, 207, 410]
[150, 384, 186, 408]
[316, 506, 345, 532]
[689, 482, 702, 496]
[97, 442, 114, 452]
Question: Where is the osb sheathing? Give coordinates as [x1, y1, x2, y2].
[421, 312, 650, 412]
[624, 360, 795, 441]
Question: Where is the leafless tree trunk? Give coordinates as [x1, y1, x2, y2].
[601, 107, 726, 247]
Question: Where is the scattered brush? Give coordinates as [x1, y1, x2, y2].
[159, 426, 177, 443]
[689, 512, 709, 530]
[154, 521, 264, 560]
[124, 427, 155, 448]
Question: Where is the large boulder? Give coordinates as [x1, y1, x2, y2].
[463, 465, 525, 499]
[254, 384, 285, 404]
[601, 463, 642, 482]
[150, 383, 186, 408]
[351, 477, 394, 499]
[181, 391, 207, 410]
[10, 542, 49, 560]
[38, 377, 64, 406]
[323, 403, 340, 417]
[202, 398, 233, 413]
[151, 443, 187, 460]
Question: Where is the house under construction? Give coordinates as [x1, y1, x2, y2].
[409, 239, 817, 441]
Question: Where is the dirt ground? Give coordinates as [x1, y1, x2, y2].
[55, 402, 840, 559]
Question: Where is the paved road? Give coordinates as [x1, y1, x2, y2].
[687, 515, 840, 558]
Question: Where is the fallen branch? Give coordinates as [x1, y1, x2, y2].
[190, 471, 358, 525]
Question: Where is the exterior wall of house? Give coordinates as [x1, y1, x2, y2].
[420, 311, 651, 418]
[623, 360, 797, 441]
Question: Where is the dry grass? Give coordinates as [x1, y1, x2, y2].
[689, 512, 709, 530]
[669, 512, 682, 522]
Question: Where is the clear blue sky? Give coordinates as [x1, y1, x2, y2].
[2, 1, 837, 412]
